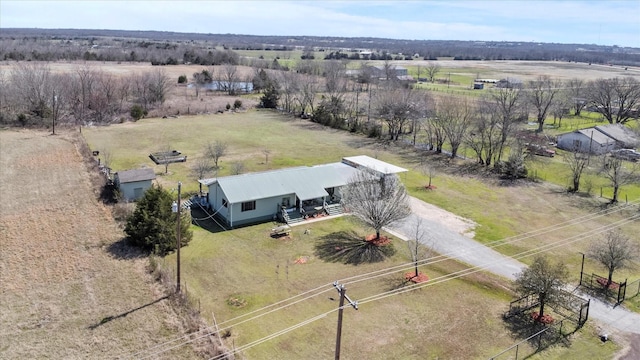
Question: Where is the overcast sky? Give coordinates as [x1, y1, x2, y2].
[1, 1, 638, 47]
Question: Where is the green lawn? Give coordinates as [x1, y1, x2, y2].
[82, 110, 635, 358]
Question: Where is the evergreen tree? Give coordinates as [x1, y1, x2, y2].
[260, 82, 280, 109]
[124, 185, 192, 255]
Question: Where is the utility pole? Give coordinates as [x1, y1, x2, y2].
[172, 182, 182, 293]
[333, 281, 357, 360]
[52, 91, 57, 135]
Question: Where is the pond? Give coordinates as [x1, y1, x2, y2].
[187, 81, 253, 92]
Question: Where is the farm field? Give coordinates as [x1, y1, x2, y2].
[82, 110, 639, 358]
[0, 130, 201, 359]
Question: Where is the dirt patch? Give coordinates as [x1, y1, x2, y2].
[408, 197, 477, 237]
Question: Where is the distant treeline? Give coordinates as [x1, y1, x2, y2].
[1, 28, 639, 66]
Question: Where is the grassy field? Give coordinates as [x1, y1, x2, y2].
[82, 110, 640, 358]
[0, 130, 202, 359]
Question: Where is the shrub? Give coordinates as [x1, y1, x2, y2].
[178, 74, 187, 84]
[226, 103, 231, 111]
[130, 105, 147, 121]
[233, 99, 242, 110]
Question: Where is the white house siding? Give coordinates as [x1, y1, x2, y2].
[208, 181, 295, 226]
[228, 195, 293, 227]
[557, 130, 615, 155]
[119, 180, 152, 201]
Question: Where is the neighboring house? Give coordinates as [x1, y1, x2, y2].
[370, 65, 409, 79]
[495, 78, 523, 88]
[556, 128, 616, 154]
[594, 124, 639, 149]
[114, 168, 156, 201]
[199, 156, 407, 227]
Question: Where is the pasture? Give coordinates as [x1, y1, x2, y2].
[81, 110, 639, 358]
[0, 130, 201, 359]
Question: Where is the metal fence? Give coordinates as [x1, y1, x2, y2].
[491, 292, 589, 360]
[625, 279, 640, 301]
[488, 317, 582, 360]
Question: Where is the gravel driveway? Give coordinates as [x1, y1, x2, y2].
[387, 196, 640, 338]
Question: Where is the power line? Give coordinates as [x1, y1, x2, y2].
[204, 214, 640, 359]
[124, 203, 639, 358]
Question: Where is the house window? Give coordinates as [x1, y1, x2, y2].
[222, 199, 228, 208]
[241, 201, 256, 212]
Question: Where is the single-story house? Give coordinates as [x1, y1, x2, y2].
[594, 124, 639, 149]
[556, 128, 616, 154]
[199, 156, 407, 227]
[114, 168, 156, 201]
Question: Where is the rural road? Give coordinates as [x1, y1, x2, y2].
[387, 196, 640, 337]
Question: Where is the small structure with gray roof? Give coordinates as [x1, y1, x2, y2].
[114, 168, 156, 201]
[199, 155, 407, 227]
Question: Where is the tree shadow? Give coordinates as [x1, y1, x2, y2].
[106, 237, 148, 260]
[502, 311, 567, 352]
[189, 206, 228, 233]
[88, 295, 170, 330]
[314, 230, 396, 265]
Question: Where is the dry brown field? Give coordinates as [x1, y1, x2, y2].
[0, 130, 201, 359]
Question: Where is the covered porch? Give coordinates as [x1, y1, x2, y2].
[280, 188, 344, 225]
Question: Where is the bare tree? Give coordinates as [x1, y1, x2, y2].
[277, 71, 299, 113]
[550, 88, 572, 128]
[324, 60, 348, 95]
[205, 140, 228, 170]
[598, 155, 639, 203]
[231, 161, 245, 175]
[296, 74, 319, 116]
[488, 87, 524, 164]
[407, 217, 431, 278]
[191, 157, 214, 194]
[9, 62, 54, 121]
[588, 231, 637, 288]
[587, 77, 640, 124]
[566, 78, 586, 116]
[464, 99, 502, 166]
[527, 75, 561, 133]
[563, 150, 589, 193]
[340, 171, 411, 240]
[515, 256, 569, 323]
[420, 161, 437, 189]
[376, 86, 428, 141]
[219, 64, 240, 95]
[437, 96, 473, 159]
[147, 68, 172, 105]
[192, 71, 207, 98]
[425, 62, 441, 83]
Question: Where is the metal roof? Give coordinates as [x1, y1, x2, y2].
[115, 168, 156, 183]
[342, 155, 408, 175]
[212, 163, 361, 203]
[574, 129, 616, 145]
[595, 124, 639, 148]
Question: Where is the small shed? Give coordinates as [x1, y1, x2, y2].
[114, 168, 156, 201]
[557, 129, 616, 154]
